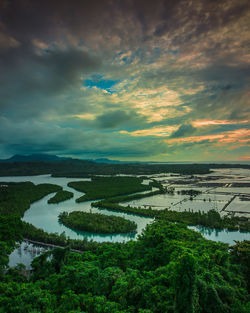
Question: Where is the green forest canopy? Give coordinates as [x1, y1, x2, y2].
[1, 220, 250, 313]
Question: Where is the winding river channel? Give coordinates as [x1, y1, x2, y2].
[1, 174, 249, 269]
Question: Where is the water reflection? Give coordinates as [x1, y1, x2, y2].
[189, 225, 250, 245]
[8, 241, 53, 270]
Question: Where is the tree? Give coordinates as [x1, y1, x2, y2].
[174, 252, 197, 313]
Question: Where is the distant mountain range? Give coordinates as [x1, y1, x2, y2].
[0, 154, 249, 165]
[93, 158, 132, 164]
[0, 154, 129, 164]
[0, 154, 71, 163]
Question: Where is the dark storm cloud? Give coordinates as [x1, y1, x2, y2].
[1, 0, 249, 50]
[95, 110, 145, 129]
[197, 63, 250, 89]
[154, 0, 250, 38]
[0, 115, 168, 158]
[0, 48, 101, 119]
[170, 123, 197, 138]
[1, 48, 101, 94]
[3, 0, 247, 52]
[188, 86, 250, 121]
[0, 0, 141, 46]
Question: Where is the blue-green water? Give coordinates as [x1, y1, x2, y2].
[189, 225, 250, 244]
[0, 175, 153, 243]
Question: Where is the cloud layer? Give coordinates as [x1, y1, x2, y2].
[0, 0, 249, 161]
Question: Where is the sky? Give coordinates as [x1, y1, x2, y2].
[0, 0, 249, 162]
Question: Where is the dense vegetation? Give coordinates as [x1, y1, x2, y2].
[48, 190, 73, 204]
[0, 160, 218, 177]
[58, 211, 137, 234]
[0, 178, 250, 312]
[93, 200, 250, 231]
[230, 240, 250, 292]
[107, 189, 163, 203]
[68, 176, 152, 201]
[1, 158, 250, 178]
[21, 222, 101, 251]
[1, 220, 250, 312]
[0, 182, 62, 216]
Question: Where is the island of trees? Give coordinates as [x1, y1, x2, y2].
[48, 190, 74, 204]
[68, 176, 152, 201]
[58, 211, 137, 234]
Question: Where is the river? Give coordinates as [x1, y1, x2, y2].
[1, 174, 249, 269]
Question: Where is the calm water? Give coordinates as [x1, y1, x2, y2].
[189, 226, 250, 244]
[122, 192, 230, 213]
[1, 174, 249, 268]
[8, 242, 51, 270]
[0, 175, 153, 243]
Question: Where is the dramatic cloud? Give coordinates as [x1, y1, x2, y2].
[170, 123, 197, 138]
[0, 0, 249, 161]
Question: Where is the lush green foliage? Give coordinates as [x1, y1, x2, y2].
[1, 221, 250, 312]
[93, 200, 250, 231]
[22, 222, 101, 251]
[68, 176, 152, 201]
[0, 182, 62, 216]
[48, 190, 73, 204]
[58, 211, 137, 234]
[230, 240, 250, 292]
